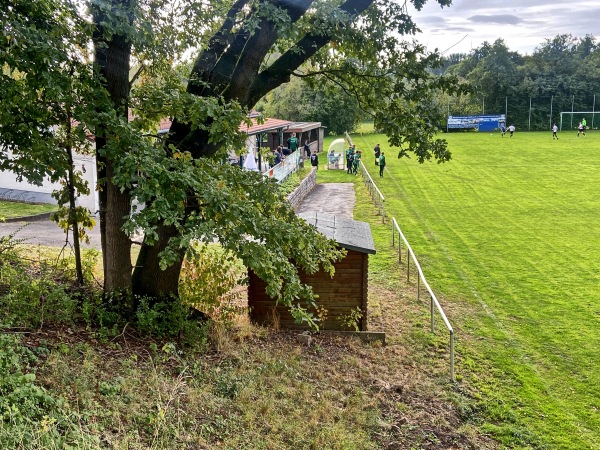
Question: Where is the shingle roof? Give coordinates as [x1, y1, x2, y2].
[240, 117, 292, 135]
[287, 122, 322, 133]
[298, 212, 376, 254]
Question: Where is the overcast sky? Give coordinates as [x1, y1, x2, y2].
[406, 0, 600, 55]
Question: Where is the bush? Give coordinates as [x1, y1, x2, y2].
[179, 243, 247, 323]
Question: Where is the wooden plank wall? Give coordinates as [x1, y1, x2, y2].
[248, 249, 369, 331]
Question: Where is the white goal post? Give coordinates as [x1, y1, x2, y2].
[559, 111, 597, 131]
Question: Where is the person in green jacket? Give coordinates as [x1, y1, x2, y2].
[379, 152, 386, 177]
[287, 132, 299, 151]
[352, 150, 361, 174]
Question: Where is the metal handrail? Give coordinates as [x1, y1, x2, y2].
[358, 161, 385, 222]
[391, 217, 455, 382]
[264, 151, 302, 183]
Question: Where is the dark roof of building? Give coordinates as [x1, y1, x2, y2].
[240, 117, 292, 136]
[287, 121, 322, 133]
[298, 212, 376, 255]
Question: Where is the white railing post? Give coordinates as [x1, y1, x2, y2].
[391, 217, 456, 383]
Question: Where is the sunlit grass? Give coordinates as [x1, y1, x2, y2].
[0, 200, 56, 219]
[350, 129, 600, 449]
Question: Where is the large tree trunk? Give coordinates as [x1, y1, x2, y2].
[132, 224, 183, 300]
[132, 0, 375, 299]
[93, 0, 134, 296]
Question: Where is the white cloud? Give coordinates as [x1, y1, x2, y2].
[406, 0, 600, 55]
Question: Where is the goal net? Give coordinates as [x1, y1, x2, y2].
[559, 111, 598, 131]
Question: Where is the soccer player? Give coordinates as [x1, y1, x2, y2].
[552, 124, 559, 140]
[577, 122, 585, 137]
[508, 124, 515, 138]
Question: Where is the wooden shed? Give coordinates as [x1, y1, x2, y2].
[248, 212, 376, 331]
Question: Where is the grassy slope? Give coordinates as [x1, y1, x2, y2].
[348, 129, 600, 449]
[0, 200, 56, 219]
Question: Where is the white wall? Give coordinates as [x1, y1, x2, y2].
[0, 150, 98, 214]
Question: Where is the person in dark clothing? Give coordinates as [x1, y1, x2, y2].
[304, 141, 311, 158]
[345, 146, 353, 173]
[379, 152, 386, 177]
[310, 150, 319, 169]
[273, 147, 282, 165]
[374, 143, 381, 165]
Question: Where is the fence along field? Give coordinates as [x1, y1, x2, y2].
[357, 130, 600, 449]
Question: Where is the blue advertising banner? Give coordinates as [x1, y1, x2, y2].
[448, 115, 506, 131]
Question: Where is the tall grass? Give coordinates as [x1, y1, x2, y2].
[350, 130, 600, 449]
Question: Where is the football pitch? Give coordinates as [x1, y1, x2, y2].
[353, 130, 600, 448]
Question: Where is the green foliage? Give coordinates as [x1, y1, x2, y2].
[50, 206, 96, 245]
[122, 153, 344, 323]
[0, 243, 98, 329]
[341, 307, 363, 332]
[0, 334, 59, 425]
[260, 76, 361, 134]
[135, 296, 209, 346]
[179, 243, 246, 322]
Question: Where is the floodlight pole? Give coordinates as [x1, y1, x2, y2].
[528, 97, 532, 131]
[550, 95, 553, 129]
[571, 95, 575, 130]
[593, 95, 596, 130]
[505, 96, 508, 122]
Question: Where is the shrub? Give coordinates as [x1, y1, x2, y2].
[179, 243, 247, 323]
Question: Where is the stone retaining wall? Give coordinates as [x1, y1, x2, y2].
[287, 167, 317, 209]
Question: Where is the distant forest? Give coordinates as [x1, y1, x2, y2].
[435, 34, 600, 131]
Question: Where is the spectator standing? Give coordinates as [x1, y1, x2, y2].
[304, 140, 311, 158]
[345, 145, 353, 172]
[287, 133, 299, 152]
[379, 152, 386, 177]
[374, 143, 381, 165]
[552, 124, 559, 140]
[310, 150, 319, 169]
[352, 150, 361, 174]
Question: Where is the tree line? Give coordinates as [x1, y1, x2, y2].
[437, 35, 600, 130]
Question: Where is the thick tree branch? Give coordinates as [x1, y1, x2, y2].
[188, 0, 251, 96]
[248, 0, 375, 104]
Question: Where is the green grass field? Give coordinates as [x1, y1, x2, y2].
[0, 200, 56, 219]
[332, 130, 600, 448]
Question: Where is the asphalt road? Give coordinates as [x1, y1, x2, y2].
[0, 218, 102, 249]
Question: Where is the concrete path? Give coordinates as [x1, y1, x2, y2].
[295, 183, 356, 219]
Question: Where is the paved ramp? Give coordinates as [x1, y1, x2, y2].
[295, 183, 355, 219]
